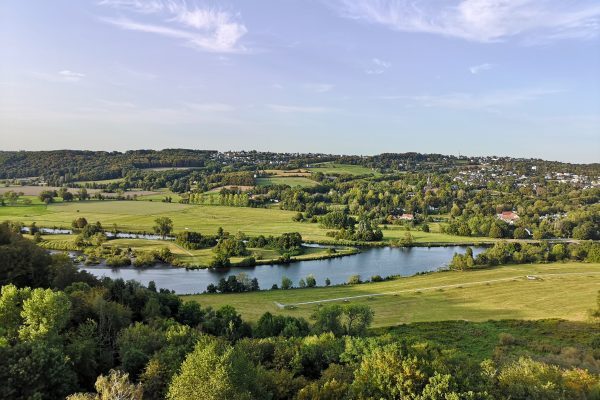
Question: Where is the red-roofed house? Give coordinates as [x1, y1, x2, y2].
[497, 211, 520, 224]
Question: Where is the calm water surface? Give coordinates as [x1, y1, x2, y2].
[81, 246, 484, 294]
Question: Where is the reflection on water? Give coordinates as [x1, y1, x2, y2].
[81, 246, 484, 294]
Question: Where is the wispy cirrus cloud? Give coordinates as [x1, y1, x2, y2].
[333, 0, 600, 44]
[379, 88, 562, 110]
[98, 0, 248, 53]
[366, 58, 391, 74]
[469, 63, 493, 74]
[32, 70, 86, 83]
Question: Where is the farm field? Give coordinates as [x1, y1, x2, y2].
[0, 185, 102, 196]
[206, 185, 254, 193]
[261, 169, 312, 177]
[183, 262, 600, 327]
[0, 200, 501, 244]
[2, 200, 308, 237]
[308, 162, 382, 176]
[0, 200, 503, 245]
[135, 189, 182, 202]
[256, 176, 318, 187]
[0, 185, 159, 198]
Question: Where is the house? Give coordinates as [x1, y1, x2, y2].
[497, 211, 520, 224]
[398, 213, 414, 221]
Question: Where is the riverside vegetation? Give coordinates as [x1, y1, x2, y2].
[1, 223, 600, 399]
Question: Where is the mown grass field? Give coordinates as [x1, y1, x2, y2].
[308, 162, 382, 176]
[183, 262, 600, 327]
[135, 189, 183, 202]
[1, 200, 502, 245]
[256, 176, 318, 187]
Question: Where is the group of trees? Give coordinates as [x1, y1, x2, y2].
[175, 231, 217, 250]
[449, 241, 600, 270]
[37, 187, 88, 204]
[208, 231, 305, 268]
[205, 273, 260, 294]
[247, 232, 303, 254]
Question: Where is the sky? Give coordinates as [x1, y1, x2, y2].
[1, 0, 599, 163]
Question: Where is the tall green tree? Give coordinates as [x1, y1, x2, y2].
[167, 338, 264, 400]
[153, 217, 173, 239]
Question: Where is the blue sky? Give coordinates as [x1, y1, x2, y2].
[1, 0, 599, 162]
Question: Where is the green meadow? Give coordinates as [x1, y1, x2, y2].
[0, 199, 500, 245]
[256, 176, 318, 187]
[183, 262, 600, 327]
[309, 162, 382, 176]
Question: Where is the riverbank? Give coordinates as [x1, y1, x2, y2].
[33, 234, 360, 268]
[79, 246, 486, 294]
[182, 262, 600, 327]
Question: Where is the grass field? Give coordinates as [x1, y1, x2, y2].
[309, 162, 381, 176]
[385, 319, 600, 364]
[135, 189, 183, 202]
[256, 176, 318, 187]
[1, 200, 502, 244]
[183, 262, 600, 327]
[263, 169, 311, 177]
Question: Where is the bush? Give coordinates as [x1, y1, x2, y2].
[237, 257, 256, 267]
[209, 253, 231, 268]
[133, 252, 156, 267]
[106, 255, 132, 267]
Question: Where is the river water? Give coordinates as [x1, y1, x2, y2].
[81, 246, 484, 294]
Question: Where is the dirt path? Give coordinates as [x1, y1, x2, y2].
[275, 271, 600, 309]
[173, 243, 193, 256]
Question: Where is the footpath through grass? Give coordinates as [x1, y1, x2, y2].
[183, 262, 600, 328]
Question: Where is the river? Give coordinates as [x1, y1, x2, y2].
[80, 245, 484, 294]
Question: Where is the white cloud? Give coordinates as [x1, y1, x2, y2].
[98, 0, 248, 53]
[33, 70, 86, 83]
[469, 63, 493, 74]
[267, 104, 332, 113]
[334, 0, 600, 44]
[366, 57, 391, 74]
[380, 88, 561, 110]
[59, 71, 86, 83]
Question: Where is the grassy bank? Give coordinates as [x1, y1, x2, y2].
[183, 262, 600, 327]
[382, 319, 600, 366]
